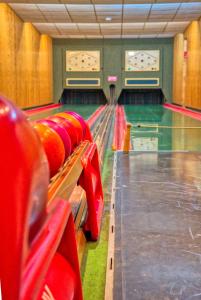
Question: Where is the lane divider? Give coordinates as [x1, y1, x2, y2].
[112, 105, 127, 151]
[87, 105, 106, 128]
[25, 103, 62, 115]
[164, 103, 201, 121]
[112, 105, 133, 151]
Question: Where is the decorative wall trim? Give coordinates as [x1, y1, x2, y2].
[66, 78, 100, 87]
[125, 78, 160, 87]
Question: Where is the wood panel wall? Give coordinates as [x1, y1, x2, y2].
[172, 34, 184, 105]
[0, 4, 53, 108]
[184, 21, 201, 109]
[173, 20, 201, 110]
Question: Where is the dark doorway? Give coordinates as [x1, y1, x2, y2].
[60, 89, 107, 105]
[109, 84, 116, 104]
[118, 89, 165, 105]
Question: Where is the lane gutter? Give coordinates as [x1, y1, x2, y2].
[25, 103, 62, 115]
[164, 103, 201, 121]
[112, 105, 127, 151]
[104, 151, 117, 300]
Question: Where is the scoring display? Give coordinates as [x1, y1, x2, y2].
[125, 50, 160, 72]
[66, 51, 100, 72]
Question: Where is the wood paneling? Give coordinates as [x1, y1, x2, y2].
[172, 112, 201, 151]
[173, 21, 201, 110]
[184, 21, 201, 110]
[172, 33, 184, 106]
[0, 4, 52, 108]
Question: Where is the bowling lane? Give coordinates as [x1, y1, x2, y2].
[114, 151, 201, 300]
[125, 105, 201, 151]
[111, 105, 201, 299]
[28, 104, 100, 122]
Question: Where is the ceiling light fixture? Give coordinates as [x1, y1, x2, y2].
[105, 17, 112, 21]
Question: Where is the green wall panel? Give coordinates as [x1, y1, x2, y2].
[53, 38, 173, 103]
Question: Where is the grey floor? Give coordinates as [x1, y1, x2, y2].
[114, 152, 201, 300]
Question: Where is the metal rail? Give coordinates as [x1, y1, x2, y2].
[132, 124, 201, 129]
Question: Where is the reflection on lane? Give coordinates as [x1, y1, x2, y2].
[125, 105, 201, 151]
[28, 104, 100, 122]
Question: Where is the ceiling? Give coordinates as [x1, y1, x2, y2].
[5, 1, 201, 38]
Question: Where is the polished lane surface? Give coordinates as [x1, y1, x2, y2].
[114, 105, 201, 300]
[114, 151, 201, 300]
[28, 104, 100, 122]
[125, 105, 201, 151]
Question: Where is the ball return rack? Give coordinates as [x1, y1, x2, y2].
[0, 97, 114, 300]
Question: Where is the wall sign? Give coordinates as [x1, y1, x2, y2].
[125, 50, 160, 72]
[66, 51, 100, 72]
[107, 76, 118, 82]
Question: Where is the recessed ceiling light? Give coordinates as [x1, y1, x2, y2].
[105, 17, 112, 21]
